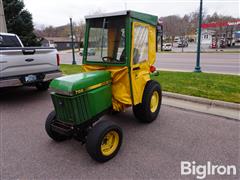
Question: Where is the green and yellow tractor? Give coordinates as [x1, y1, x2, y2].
[46, 10, 162, 162]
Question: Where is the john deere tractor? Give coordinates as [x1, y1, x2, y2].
[46, 10, 162, 162]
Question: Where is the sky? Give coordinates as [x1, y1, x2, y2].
[23, 0, 240, 27]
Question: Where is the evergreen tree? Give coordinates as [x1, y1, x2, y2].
[3, 0, 40, 46]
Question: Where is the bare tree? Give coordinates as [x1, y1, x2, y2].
[74, 20, 85, 50]
[87, 9, 105, 16]
[178, 15, 190, 52]
[161, 15, 182, 44]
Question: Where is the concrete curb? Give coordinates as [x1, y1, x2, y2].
[162, 91, 240, 120]
[163, 91, 240, 110]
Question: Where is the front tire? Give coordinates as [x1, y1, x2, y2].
[86, 120, 123, 163]
[45, 111, 69, 142]
[133, 80, 162, 123]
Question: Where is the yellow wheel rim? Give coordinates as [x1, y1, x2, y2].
[101, 130, 119, 156]
[150, 91, 159, 113]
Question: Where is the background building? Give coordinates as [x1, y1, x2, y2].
[201, 20, 240, 48]
[41, 37, 81, 51]
[201, 30, 215, 45]
[0, 0, 7, 32]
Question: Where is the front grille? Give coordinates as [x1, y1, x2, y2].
[51, 93, 92, 124]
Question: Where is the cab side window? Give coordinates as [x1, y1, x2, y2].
[133, 25, 148, 64]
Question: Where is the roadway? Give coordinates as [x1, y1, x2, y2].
[60, 52, 240, 75]
[0, 87, 239, 179]
[156, 53, 240, 74]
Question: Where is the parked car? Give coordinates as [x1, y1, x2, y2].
[177, 40, 188, 48]
[174, 37, 180, 42]
[188, 38, 195, 42]
[79, 48, 84, 55]
[162, 43, 172, 51]
[79, 48, 96, 56]
[0, 33, 61, 90]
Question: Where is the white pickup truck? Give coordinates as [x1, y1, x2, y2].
[0, 33, 61, 90]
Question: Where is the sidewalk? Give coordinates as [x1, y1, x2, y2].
[162, 92, 240, 120]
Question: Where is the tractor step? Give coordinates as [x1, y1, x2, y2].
[51, 121, 74, 136]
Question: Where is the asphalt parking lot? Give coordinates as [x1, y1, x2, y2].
[0, 87, 239, 179]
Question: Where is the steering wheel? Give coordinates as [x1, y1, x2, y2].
[102, 56, 113, 62]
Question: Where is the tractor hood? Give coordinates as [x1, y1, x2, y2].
[50, 71, 111, 96]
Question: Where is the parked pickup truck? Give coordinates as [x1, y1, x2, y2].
[0, 33, 61, 90]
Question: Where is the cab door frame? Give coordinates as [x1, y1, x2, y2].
[130, 21, 152, 105]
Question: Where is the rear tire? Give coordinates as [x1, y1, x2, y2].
[86, 120, 123, 163]
[45, 111, 69, 142]
[36, 81, 50, 91]
[133, 80, 162, 123]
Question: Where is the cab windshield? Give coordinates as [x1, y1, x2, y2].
[86, 16, 126, 64]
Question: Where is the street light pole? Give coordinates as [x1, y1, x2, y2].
[70, 18, 76, 65]
[194, 0, 203, 72]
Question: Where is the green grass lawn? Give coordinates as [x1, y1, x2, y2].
[60, 64, 84, 75]
[152, 71, 240, 103]
[60, 64, 240, 103]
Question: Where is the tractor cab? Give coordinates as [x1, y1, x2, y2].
[46, 11, 162, 163]
[83, 14, 126, 64]
[83, 11, 158, 66]
[82, 10, 159, 110]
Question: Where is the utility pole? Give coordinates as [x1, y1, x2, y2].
[0, 0, 7, 32]
[194, 0, 203, 72]
[70, 18, 76, 65]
